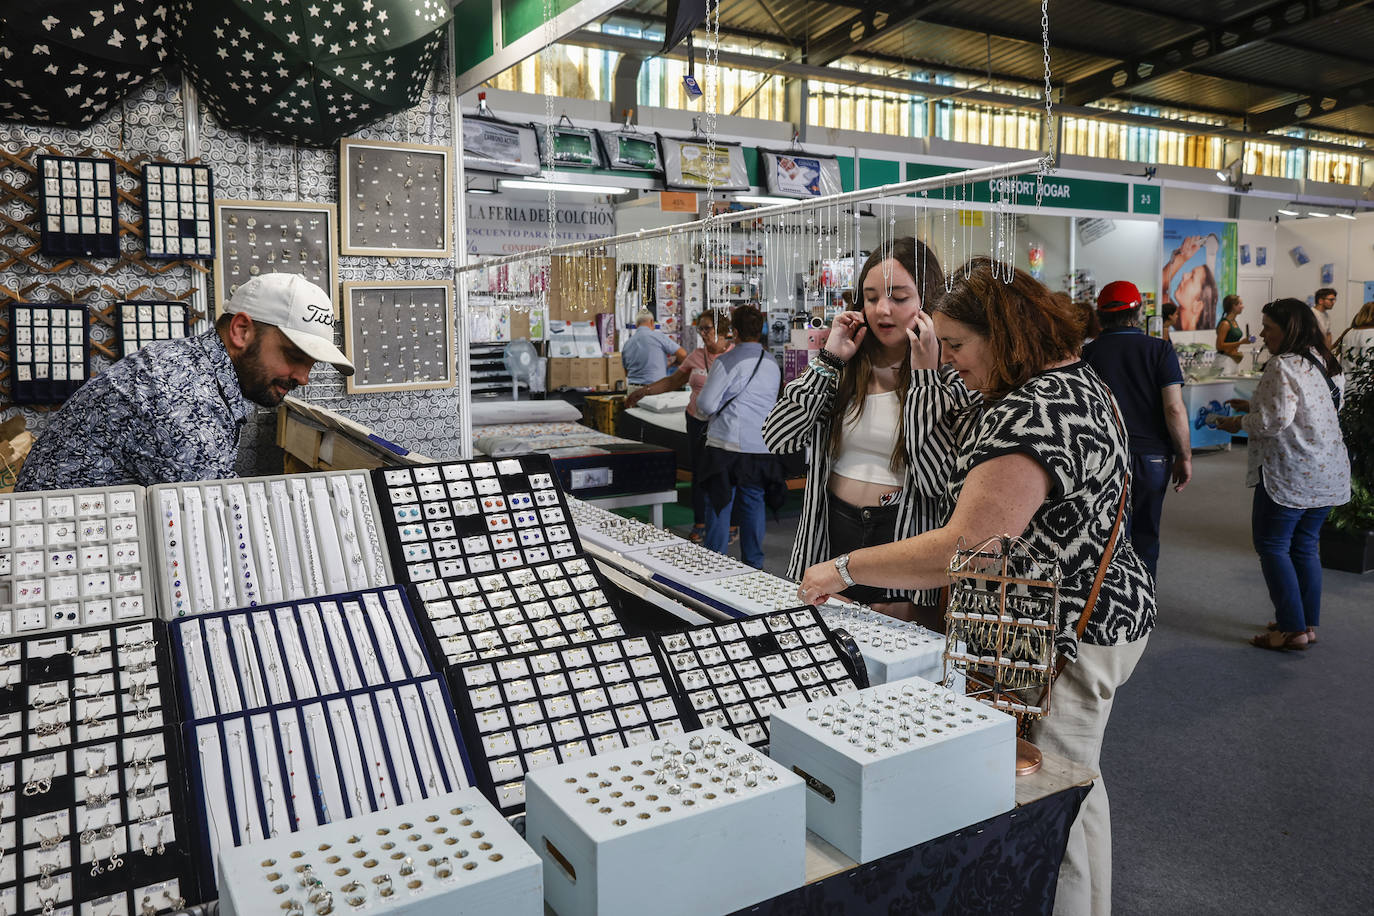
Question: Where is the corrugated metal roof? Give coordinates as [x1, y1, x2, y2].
[1124, 71, 1302, 118]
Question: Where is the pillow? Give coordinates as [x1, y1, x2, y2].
[634, 391, 691, 413]
[470, 399, 583, 426]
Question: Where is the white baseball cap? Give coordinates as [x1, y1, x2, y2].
[224, 273, 355, 376]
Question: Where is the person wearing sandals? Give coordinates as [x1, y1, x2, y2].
[1214, 299, 1350, 651]
[797, 260, 1155, 915]
[762, 237, 947, 612]
[625, 310, 734, 543]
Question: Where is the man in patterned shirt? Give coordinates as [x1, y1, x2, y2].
[16, 274, 354, 492]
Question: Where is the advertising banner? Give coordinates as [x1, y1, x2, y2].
[1162, 219, 1238, 331]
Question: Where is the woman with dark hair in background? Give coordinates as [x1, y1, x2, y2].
[1161, 302, 1179, 342]
[763, 237, 946, 609]
[799, 259, 1155, 915]
[1215, 294, 1247, 364]
[1335, 300, 1374, 383]
[696, 305, 783, 568]
[625, 310, 733, 541]
[1215, 299, 1350, 650]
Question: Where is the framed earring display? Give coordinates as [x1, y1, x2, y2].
[141, 162, 215, 259]
[117, 301, 189, 357]
[339, 139, 452, 257]
[7, 302, 89, 404]
[212, 200, 337, 314]
[341, 280, 455, 394]
[35, 154, 120, 259]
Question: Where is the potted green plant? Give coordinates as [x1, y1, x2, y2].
[1322, 347, 1374, 573]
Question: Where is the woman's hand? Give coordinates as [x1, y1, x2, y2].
[823, 310, 867, 363]
[1225, 398, 1250, 412]
[797, 559, 845, 606]
[624, 389, 645, 408]
[1214, 415, 1243, 434]
[1173, 235, 1203, 261]
[907, 309, 940, 371]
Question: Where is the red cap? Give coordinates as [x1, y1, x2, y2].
[1097, 280, 1142, 312]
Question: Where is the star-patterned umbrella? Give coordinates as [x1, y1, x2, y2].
[0, 0, 170, 128]
[170, 0, 451, 148]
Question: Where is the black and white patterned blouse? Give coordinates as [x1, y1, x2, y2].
[16, 329, 251, 492]
[762, 364, 945, 605]
[911, 362, 1156, 661]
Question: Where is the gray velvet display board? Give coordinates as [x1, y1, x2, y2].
[212, 199, 338, 311]
[340, 139, 451, 257]
[342, 280, 455, 395]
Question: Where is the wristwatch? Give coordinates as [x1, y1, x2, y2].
[834, 553, 855, 588]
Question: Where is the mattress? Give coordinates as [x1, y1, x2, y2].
[619, 407, 691, 469]
[472, 420, 678, 499]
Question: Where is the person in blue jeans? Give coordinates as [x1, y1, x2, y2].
[1215, 298, 1350, 650]
[1082, 281, 1193, 582]
[694, 305, 782, 568]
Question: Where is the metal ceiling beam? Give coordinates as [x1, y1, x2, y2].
[1248, 74, 1374, 131]
[1062, 0, 1372, 106]
[559, 28, 1374, 154]
[806, 0, 952, 66]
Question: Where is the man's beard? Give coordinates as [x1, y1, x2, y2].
[233, 334, 300, 408]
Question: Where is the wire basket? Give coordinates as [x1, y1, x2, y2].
[943, 535, 1061, 739]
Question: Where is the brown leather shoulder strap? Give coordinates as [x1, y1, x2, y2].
[1075, 478, 1127, 639]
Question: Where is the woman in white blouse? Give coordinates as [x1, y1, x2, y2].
[1216, 299, 1350, 651]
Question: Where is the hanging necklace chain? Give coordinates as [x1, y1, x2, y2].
[1037, 0, 1055, 207]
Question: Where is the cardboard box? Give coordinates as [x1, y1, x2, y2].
[0, 415, 35, 493]
[582, 394, 626, 434]
[547, 357, 613, 390]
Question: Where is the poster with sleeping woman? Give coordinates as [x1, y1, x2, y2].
[1161, 219, 1238, 331]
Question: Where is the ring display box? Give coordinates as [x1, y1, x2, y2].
[632, 541, 753, 584]
[691, 569, 809, 618]
[767, 676, 1016, 864]
[371, 456, 581, 585]
[448, 635, 688, 815]
[524, 728, 805, 916]
[6, 302, 89, 404]
[0, 486, 153, 637]
[341, 281, 455, 394]
[147, 470, 394, 619]
[117, 301, 188, 358]
[339, 139, 452, 258]
[183, 676, 473, 895]
[217, 788, 541, 916]
[659, 609, 863, 747]
[565, 499, 679, 554]
[140, 163, 214, 260]
[818, 603, 948, 686]
[36, 155, 119, 259]
[168, 586, 432, 721]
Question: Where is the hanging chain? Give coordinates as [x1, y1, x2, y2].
[1037, 0, 1055, 208]
[543, 0, 558, 279]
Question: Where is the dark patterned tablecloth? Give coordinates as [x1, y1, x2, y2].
[732, 783, 1091, 916]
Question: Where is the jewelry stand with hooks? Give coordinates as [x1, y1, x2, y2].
[942, 534, 1061, 777]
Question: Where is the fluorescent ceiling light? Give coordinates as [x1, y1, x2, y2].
[1307, 211, 1330, 218]
[1336, 211, 1357, 220]
[1215, 170, 1229, 182]
[467, 186, 496, 195]
[1275, 208, 1299, 216]
[499, 179, 629, 195]
[733, 195, 796, 205]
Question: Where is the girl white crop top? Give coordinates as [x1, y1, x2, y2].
[831, 390, 904, 487]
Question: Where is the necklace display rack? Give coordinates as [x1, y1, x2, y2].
[146, 470, 394, 619]
[657, 609, 866, 749]
[767, 675, 1016, 864]
[0, 621, 196, 915]
[524, 728, 806, 916]
[447, 634, 689, 816]
[0, 486, 154, 637]
[216, 787, 541, 916]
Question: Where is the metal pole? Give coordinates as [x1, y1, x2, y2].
[449, 23, 473, 459]
[181, 74, 211, 333]
[458, 155, 1045, 273]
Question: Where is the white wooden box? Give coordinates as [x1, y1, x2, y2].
[768, 675, 1015, 863]
[525, 728, 805, 916]
[218, 788, 542, 916]
[819, 603, 949, 685]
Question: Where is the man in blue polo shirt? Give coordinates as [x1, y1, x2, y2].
[1083, 281, 1192, 582]
[621, 310, 687, 389]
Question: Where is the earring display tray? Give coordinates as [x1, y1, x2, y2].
[216, 787, 543, 916]
[0, 621, 173, 759]
[169, 586, 432, 722]
[767, 676, 1016, 864]
[689, 570, 809, 619]
[524, 728, 806, 916]
[117, 301, 188, 358]
[212, 199, 338, 314]
[409, 556, 625, 667]
[339, 139, 452, 257]
[818, 603, 948, 687]
[0, 486, 153, 637]
[658, 609, 863, 748]
[147, 470, 393, 619]
[565, 498, 680, 555]
[184, 676, 473, 894]
[6, 302, 90, 404]
[141, 163, 214, 260]
[3, 726, 197, 916]
[371, 456, 580, 585]
[448, 634, 689, 816]
[341, 280, 455, 394]
[36, 155, 119, 259]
